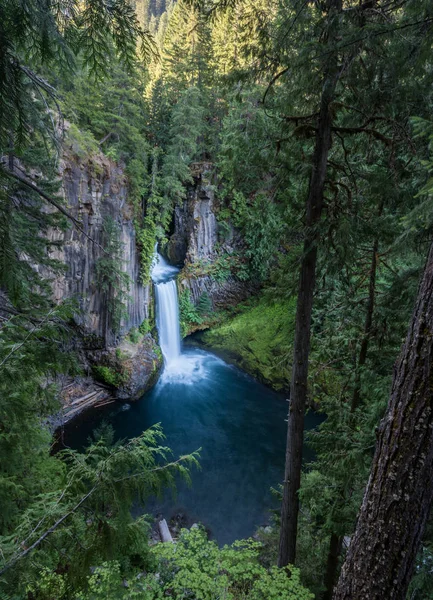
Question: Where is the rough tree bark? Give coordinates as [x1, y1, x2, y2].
[278, 0, 343, 568]
[333, 239, 433, 600]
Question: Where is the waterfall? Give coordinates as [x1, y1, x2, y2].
[151, 251, 206, 383]
[151, 253, 181, 365]
[154, 279, 181, 364]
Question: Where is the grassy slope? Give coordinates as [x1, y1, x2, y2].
[198, 295, 296, 391]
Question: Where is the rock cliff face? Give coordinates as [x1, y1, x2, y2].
[50, 152, 150, 346]
[49, 151, 161, 404]
[166, 163, 257, 312]
[166, 163, 218, 266]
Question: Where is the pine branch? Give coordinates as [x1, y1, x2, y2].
[314, 16, 433, 63]
[0, 166, 106, 253]
[113, 452, 201, 483]
[331, 126, 393, 145]
[0, 485, 98, 577]
[0, 307, 56, 369]
[262, 15, 433, 111]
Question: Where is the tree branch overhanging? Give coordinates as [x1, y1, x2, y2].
[0, 165, 106, 253]
[332, 125, 393, 145]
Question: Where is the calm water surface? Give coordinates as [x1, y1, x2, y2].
[60, 348, 321, 545]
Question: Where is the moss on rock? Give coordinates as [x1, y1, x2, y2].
[198, 295, 296, 391]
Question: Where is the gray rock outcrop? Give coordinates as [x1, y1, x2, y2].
[49, 152, 150, 346]
[47, 150, 162, 407]
[166, 163, 257, 317]
[166, 162, 218, 265]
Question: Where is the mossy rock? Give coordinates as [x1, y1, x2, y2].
[198, 295, 296, 392]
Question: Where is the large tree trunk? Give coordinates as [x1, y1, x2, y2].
[277, 0, 343, 567]
[333, 240, 433, 600]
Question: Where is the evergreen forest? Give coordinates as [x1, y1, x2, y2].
[1, 0, 433, 598]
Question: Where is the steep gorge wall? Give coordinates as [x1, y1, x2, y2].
[166, 163, 257, 312]
[47, 151, 162, 406]
[49, 152, 150, 346]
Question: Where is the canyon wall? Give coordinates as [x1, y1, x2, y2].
[48, 151, 161, 404]
[49, 152, 150, 347]
[166, 163, 257, 311]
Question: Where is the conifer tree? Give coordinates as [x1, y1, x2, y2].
[278, 0, 345, 568]
[273, 0, 433, 569]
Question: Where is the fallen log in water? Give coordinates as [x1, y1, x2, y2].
[158, 519, 173, 543]
[94, 398, 114, 408]
[64, 391, 105, 419]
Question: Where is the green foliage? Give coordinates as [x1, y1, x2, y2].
[0, 302, 77, 533]
[196, 292, 212, 315]
[66, 124, 99, 159]
[160, 86, 207, 204]
[408, 544, 433, 600]
[127, 327, 142, 344]
[62, 64, 151, 205]
[178, 290, 216, 337]
[136, 215, 158, 285]
[0, 152, 67, 311]
[0, 425, 199, 597]
[215, 89, 289, 280]
[210, 253, 234, 283]
[179, 288, 203, 337]
[60, 63, 160, 286]
[139, 318, 151, 335]
[0, 0, 154, 154]
[93, 365, 127, 388]
[1, 0, 433, 597]
[201, 294, 296, 390]
[74, 526, 313, 600]
[183, 251, 250, 283]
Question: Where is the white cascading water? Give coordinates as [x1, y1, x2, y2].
[151, 253, 181, 365]
[151, 250, 208, 384]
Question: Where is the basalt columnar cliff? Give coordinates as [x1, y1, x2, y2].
[166, 163, 257, 312]
[49, 157, 255, 415]
[52, 152, 148, 343]
[49, 151, 162, 407]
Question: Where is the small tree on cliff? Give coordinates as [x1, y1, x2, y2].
[95, 217, 131, 344]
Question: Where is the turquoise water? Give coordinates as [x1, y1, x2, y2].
[59, 348, 320, 545]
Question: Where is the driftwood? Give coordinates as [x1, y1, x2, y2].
[94, 399, 114, 408]
[62, 383, 76, 391]
[158, 519, 173, 543]
[64, 391, 105, 418]
[69, 390, 100, 406]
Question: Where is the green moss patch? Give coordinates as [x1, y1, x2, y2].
[199, 295, 296, 391]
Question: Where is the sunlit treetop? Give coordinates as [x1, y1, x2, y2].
[0, 0, 156, 151]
